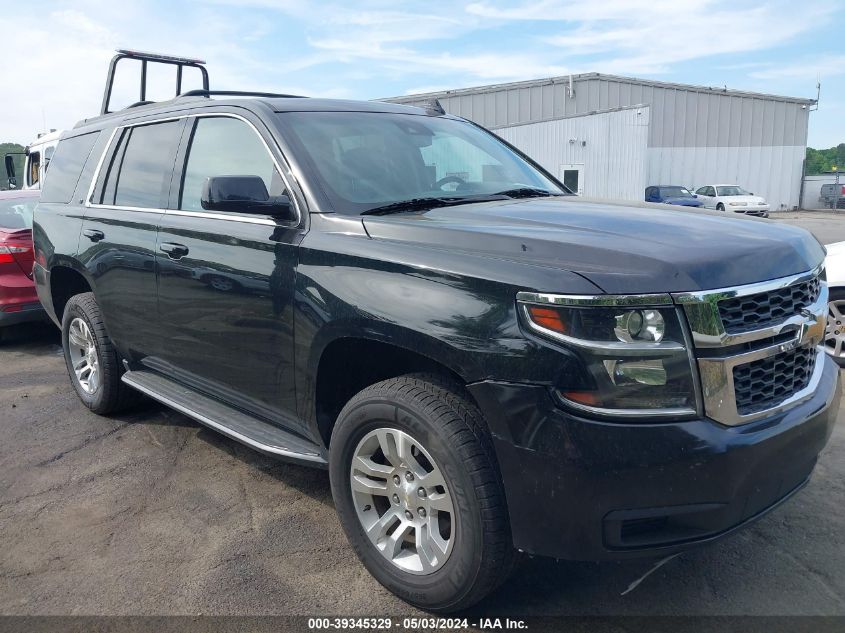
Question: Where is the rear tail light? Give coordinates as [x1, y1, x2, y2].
[0, 243, 34, 276]
[0, 245, 27, 264]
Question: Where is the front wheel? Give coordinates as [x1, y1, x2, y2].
[716, 203, 725, 211]
[329, 375, 513, 612]
[825, 288, 845, 366]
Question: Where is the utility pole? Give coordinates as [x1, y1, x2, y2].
[834, 166, 841, 213]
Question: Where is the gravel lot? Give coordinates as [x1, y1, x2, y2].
[1, 213, 844, 618]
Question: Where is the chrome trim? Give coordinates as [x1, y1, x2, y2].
[517, 291, 672, 307]
[672, 265, 825, 348]
[121, 374, 325, 463]
[84, 112, 302, 225]
[557, 395, 697, 420]
[519, 304, 685, 356]
[675, 266, 827, 426]
[697, 346, 826, 426]
[84, 126, 119, 207]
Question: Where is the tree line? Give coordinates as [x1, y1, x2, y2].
[806, 144, 845, 175]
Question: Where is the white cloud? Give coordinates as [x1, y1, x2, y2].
[749, 56, 845, 80]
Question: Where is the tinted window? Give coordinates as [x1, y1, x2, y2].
[40, 132, 99, 204]
[716, 186, 750, 196]
[100, 120, 181, 209]
[275, 111, 563, 215]
[180, 117, 286, 212]
[658, 186, 693, 198]
[0, 195, 38, 229]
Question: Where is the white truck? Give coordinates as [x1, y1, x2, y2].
[4, 129, 63, 190]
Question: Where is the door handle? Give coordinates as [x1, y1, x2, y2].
[82, 229, 105, 242]
[159, 242, 189, 259]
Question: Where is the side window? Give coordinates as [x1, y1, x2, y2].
[98, 120, 181, 209]
[645, 187, 655, 199]
[180, 117, 287, 212]
[40, 132, 100, 204]
[27, 151, 40, 187]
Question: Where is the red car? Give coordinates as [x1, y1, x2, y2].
[0, 189, 44, 342]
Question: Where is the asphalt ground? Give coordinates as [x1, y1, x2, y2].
[0, 213, 844, 619]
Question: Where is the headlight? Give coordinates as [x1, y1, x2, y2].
[518, 293, 699, 418]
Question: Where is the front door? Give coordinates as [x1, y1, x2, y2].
[696, 186, 716, 208]
[559, 164, 583, 195]
[153, 113, 305, 429]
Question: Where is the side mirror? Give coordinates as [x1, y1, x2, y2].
[201, 175, 294, 219]
[4, 155, 17, 189]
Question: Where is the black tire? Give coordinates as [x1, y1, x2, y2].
[716, 203, 725, 211]
[61, 292, 140, 414]
[329, 374, 514, 612]
[826, 288, 845, 367]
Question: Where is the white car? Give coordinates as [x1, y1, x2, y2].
[694, 184, 770, 217]
[824, 241, 845, 365]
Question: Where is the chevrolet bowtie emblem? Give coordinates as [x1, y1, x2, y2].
[798, 308, 825, 347]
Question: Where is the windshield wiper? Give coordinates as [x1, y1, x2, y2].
[491, 187, 563, 199]
[361, 196, 507, 216]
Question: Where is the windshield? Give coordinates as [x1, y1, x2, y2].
[276, 112, 565, 214]
[0, 195, 37, 230]
[659, 186, 693, 198]
[716, 186, 750, 196]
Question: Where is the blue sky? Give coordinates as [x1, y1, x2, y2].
[3, 0, 843, 148]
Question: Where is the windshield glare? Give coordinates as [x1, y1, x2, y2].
[659, 186, 693, 198]
[716, 186, 750, 196]
[276, 112, 564, 214]
[0, 196, 37, 230]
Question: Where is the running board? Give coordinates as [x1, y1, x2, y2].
[121, 369, 327, 466]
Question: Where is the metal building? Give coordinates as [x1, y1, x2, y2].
[387, 73, 814, 210]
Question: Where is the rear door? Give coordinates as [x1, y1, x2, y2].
[152, 112, 305, 428]
[79, 118, 185, 360]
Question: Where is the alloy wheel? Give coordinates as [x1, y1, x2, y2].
[68, 317, 100, 394]
[350, 428, 455, 575]
[825, 300, 845, 359]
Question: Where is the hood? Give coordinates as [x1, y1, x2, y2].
[362, 197, 824, 294]
[722, 195, 766, 205]
[663, 197, 702, 207]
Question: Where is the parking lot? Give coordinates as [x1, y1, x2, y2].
[1, 213, 844, 618]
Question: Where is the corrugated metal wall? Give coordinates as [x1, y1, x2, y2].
[390, 74, 812, 148]
[389, 73, 812, 209]
[492, 106, 649, 201]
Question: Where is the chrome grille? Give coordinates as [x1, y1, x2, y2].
[732, 345, 816, 415]
[673, 266, 827, 426]
[718, 277, 821, 333]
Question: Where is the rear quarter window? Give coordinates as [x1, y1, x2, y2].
[40, 132, 100, 204]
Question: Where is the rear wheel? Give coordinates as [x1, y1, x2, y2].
[329, 375, 513, 612]
[825, 288, 845, 366]
[61, 292, 140, 414]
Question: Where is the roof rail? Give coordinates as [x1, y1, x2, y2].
[179, 89, 307, 99]
[101, 49, 209, 115]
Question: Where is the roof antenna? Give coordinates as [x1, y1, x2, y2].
[422, 98, 445, 115]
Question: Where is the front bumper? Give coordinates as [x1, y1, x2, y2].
[468, 355, 840, 561]
[733, 205, 769, 217]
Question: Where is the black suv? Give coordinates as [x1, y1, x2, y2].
[34, 52, 839, 611]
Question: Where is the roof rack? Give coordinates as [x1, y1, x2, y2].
[101, 49, 209, 115]
[178, 89, 306, 99]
